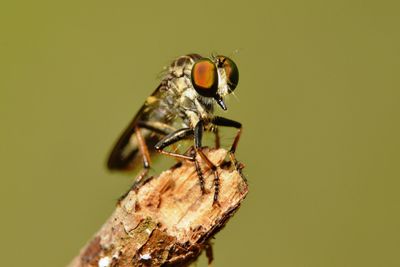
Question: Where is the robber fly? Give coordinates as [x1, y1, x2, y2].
[107, 53, 243, 204]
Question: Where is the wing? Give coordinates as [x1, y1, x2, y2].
[107, 85, 165, 171]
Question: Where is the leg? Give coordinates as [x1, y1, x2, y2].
[154, 128, 194, 161]
[212, 116, 245, 180]
[192, 149, 206, 193]
[133, 125, 151, 184]
[154, 128, 206, 194]
[133, 122, 177, 185]
[117, 125, 152, 202]
[139, 120, 182, 163]
[194, 121, 221, 205]
[214, 127, 221, 149]
[137, 120, 176, 135]
[204, 241, 214, 266]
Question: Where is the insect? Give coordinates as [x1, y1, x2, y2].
[107, 53, 244, 204]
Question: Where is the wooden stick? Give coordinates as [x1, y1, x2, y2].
[68, 148, 248, 267]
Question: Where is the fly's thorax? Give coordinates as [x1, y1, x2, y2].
[179, 87, 215, 127]
[168, 54, 198, 79]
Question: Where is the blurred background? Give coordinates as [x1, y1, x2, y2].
[1, 0, 399, 266]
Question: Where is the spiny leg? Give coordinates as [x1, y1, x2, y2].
[195, 121, 220, 205]
[154, 128, 206, 194]
[117, 125, 152, 202]
[212, 116, 246, 181]
[192, 150, 206, 194]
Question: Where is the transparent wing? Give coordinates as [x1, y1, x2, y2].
[107, 85, 165, 171]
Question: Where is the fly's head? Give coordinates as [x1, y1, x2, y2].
[190, 55, 239, 111]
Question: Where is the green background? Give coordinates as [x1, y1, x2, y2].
[1, 0, 399, 266]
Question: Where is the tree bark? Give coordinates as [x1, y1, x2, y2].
[68, 148, 248, 267]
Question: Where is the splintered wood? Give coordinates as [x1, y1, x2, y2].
[68, 148, 248, 267]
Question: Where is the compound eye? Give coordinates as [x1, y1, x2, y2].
[191, 59, 219, 97]
[217, 56, 239, 92]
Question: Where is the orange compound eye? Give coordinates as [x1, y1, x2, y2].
[216, 56, 239, 92]
[191, 59, 219, 97]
